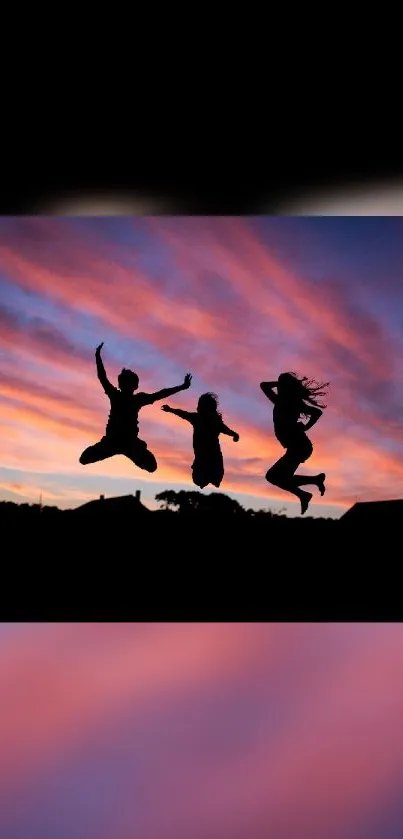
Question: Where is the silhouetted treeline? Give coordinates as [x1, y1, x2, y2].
[3, 494, 399, 622]
[0, 494, 340, 558]
[0, 500, 64, 523]
[0, 493, 338, 522]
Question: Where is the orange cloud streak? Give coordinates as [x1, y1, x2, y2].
[1, 219, 402, 512]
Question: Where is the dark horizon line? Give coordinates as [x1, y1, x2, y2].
[0, 493, 341, 520]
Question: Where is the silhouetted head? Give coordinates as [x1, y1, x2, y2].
[197, 392, 222, 419]
[277, 372, 329, 408]
[277, 372, 301, 398]
[118, 368, 139, 394]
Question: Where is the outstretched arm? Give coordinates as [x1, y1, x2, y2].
[143, 373, 192, 405]
[260, 381, 278, 403]
[161, 405, 194, 423]
[301, 404, 323, 430]
[220, 421, 239, 442]
[95, 343, 115, 397]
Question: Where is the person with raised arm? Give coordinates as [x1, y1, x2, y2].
[260, 372, 329, 514]
[79, 342, 192, 472]
[162, 392, 239, 489]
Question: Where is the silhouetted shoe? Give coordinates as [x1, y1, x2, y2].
[317, 473, 326, 496]
[300, 490, 312, 515]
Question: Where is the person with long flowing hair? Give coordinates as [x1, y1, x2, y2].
[260, 372, 329, 514]
[162, 392, 239, 489]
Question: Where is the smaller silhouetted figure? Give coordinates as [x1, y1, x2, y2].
[162, 392, 239, 489]
[260, 372, 329, 514]
[79, 342, 192, 472]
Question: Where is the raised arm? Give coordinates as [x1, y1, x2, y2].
[301, 403, 323, 431]
[260, 381, 278, 403]
[161, 405, 195, 423]
[220, 421, 239, 442]
[95, 343, 115, 397]
[143, 373, 192, 405]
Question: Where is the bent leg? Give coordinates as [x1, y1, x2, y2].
[79, 438, 116, 465]
[265, 451, 300, 486]
[124, 439, 158, 473]
[265, 451, 313, 514]
[294, 472, 327, 495]
[294, 473, 324, 489]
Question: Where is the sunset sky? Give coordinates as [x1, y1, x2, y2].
[1, 216, 403, 517]
[1, 622, 403, 839]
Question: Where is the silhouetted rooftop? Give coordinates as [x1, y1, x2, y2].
[73, 491, 150, 514]
[341, 499, 403, 521]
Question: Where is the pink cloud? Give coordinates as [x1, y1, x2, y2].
[1, 624, 401, 839]
[1, 217, 403, 512]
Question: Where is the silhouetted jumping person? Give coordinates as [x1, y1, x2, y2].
[79, 342, 192, 472]
[162, 392, 239, 488]
[260, 372, 329, 514]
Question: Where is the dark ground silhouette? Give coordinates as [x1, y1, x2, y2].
[0, 490, 354, 538]
[2, 493, 401, 620]
[0, 489, 341, 542]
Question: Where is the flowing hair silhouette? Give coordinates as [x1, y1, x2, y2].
[260, 372, 330, 515]
[287, 373, 329, 411]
